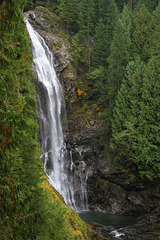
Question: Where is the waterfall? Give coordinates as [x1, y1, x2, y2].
[25, 19, 88, 212]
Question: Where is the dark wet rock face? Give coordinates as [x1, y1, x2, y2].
[120, 206, 160, 240]
[68, 123, 160, 215]
[90, 207, 160, 240]
[88, 171, 160, 215]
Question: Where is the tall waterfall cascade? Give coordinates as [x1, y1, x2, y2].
[25, 19, 89, 212]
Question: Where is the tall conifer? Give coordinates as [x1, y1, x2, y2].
[111, 55, 160, 180]
[150, 2, 160, 56]
[132, 4, 152, 62]
[105, 17, 130, 129]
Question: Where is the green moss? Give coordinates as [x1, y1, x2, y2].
[52, 40, 62, 50]
[96, 177, 109, 189]
[37, 5, 54, 15]
[41, 175, 109, 239]
[36, 6, 64, 33]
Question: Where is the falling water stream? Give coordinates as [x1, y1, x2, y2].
[25, 19, 89, 212]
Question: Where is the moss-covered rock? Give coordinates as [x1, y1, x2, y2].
[40, 173, 109, 240]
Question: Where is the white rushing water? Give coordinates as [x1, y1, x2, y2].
[25, 19, 88, 212]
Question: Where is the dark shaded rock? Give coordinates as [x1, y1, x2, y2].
[114, 206, 160, 240]
[90, 207, 160, 240]
[68, 124, 160, 215]
[90, 223, 115, 240]
[88, 170, 160, 215]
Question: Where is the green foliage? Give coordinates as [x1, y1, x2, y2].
[111, 56, 160, 180]
[58, 0, 78, 33]
[88, 17, 109, 102]
[23, 0, 35, 11]
[91, 18, 110, 67]
[0, 2, 46, 239]
[132, 4, 152, 62]
[71, 28, 88, 67]
[103, 17, 130, 129]
[111, 58, 146, 160]
[88, 0, 119, 109]
[120, 5, 132, 51]
[98, 0, 119, 30]
[150, 2, 160, 56]
[143, 0, 159, 12]
[88, 66, 107, 102]
[78, 0, 96, 31]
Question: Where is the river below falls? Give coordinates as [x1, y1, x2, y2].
[79, 211, 138, 227]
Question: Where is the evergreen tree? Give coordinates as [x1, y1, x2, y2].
[77, 0, 96, 31]
[71, 28, 88, 67]
[144, 0, 159, 12]
[121, 4, 132, 52]
[111, 58, 146, 163]
[88, 65, 108, 102]
[132, 4, 152, 62]
[105, 17, 130, 129]
[88, 18, 108, 102]
[88, 0, 119, 104]
[91, 0, 119, 67]
[70, 0, 96, 68]
[58, 0, 78, 33]
[98, 0, 119, 41]
[150, 2, 160, 56]
[111, 56, 160, 180]
[77, 0, 96, 68]
[91, 18, 109, 67]
[135, 56, 160, 179]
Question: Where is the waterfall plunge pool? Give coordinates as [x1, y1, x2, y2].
[79, 211, 138, 227]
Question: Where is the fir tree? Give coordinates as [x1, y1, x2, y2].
[91, 18, 110, 68]
[111, 56, 160, 180]
[105, 17, 130, 129]
[121, 4, 132, 52]
[88, 0, 119, 105]
[98, 0, 119, 41]
[132, 4, 152, 62]
[150, 2, 160, 56]
[134, 56, 160, 180]
[58, 0, 78, 33]
[111, 58, 146, 163]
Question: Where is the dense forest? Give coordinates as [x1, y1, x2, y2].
[0, 0, 160, 239]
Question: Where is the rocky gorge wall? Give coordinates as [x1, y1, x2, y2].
[25, 6, 160, 219]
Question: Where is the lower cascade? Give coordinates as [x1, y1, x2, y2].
[25, 19, 89, 212]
